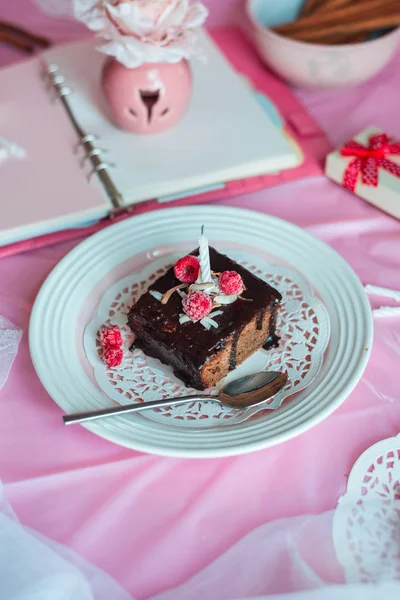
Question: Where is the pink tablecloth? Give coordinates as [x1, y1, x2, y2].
[1, 3, 400, 599]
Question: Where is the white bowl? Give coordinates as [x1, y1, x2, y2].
[245, 0, 400, 89]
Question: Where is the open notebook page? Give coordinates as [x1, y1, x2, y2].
[0, 57, 108, 246]
[44, 30, 300, 205]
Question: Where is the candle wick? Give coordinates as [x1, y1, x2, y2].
[201, 224, 204, 236]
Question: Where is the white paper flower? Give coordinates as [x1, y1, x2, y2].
[70, 0, 208, 67]
[75, 0, 110, 31]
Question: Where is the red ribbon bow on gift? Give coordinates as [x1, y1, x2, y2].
[340, 132, 400, 192]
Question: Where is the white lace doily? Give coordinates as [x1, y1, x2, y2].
[84, 251, 330, 428]
[333, 434, 400, 583]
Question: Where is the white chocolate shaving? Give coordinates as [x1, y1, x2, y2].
[213, 294, 239, 305]
[149, 290, 163, 301]
[208, 310, 223, 318]
[201, 316, 219, 328]
[180, 312, 221, 329]
[161, 283, 187, 304]
[189, 282, 214, 292]
[365, 284, 400, 302]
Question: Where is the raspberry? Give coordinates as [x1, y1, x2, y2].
[103, 347, 124, 368]
[182, 291, 212, 322]
[174, 255, 200, 283]
[100, 325, 123, 348]
[219, 271, 243, 295]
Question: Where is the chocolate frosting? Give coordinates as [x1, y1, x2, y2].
[128, 248, 281, 378]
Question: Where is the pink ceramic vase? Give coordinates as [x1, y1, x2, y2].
[101, 58, 193, 134]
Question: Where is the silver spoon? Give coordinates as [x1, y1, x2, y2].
[63, 371, 287, 426]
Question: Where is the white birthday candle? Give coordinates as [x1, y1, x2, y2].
[197, 225, 211, 284]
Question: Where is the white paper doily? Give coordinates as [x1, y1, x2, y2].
[84, 250, 330, 428]
[333, 435, 400, 583]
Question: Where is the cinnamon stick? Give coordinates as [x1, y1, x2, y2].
[300, 0, 323, 17]
[281, 15, 400, 42]
[328, 31, 367, 43]
[0, 32, 34, 52]
[294, 0, 368, 44]
[347, 31, 368, 43]
[0, 21, 50, 49]
[293, 29, 367, 44]
[273, 0, 399, 35]
[305, 29, 366, 44]
[312, 0, 357, 13]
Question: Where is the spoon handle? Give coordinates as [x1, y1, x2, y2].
[63, 394, 209, 425]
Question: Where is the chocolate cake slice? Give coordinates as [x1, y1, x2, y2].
[128, 247, 281, 390]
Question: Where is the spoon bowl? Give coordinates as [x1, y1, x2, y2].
[63, 371, 288, 426]
[219, 371, 287, 409]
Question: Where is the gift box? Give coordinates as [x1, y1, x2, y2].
[325, 126, 400, 220]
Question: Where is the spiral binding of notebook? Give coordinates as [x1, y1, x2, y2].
[0, 29, 332, 258]
[42, 61, 124, 212]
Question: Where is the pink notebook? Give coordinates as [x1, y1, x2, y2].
[0, 27, 330, 258]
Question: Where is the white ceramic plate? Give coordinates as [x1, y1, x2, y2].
[29, 206, 373, 457]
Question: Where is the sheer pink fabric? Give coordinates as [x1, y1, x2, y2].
[0, 316, 22, 390]
[1, 2, 400, 599]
